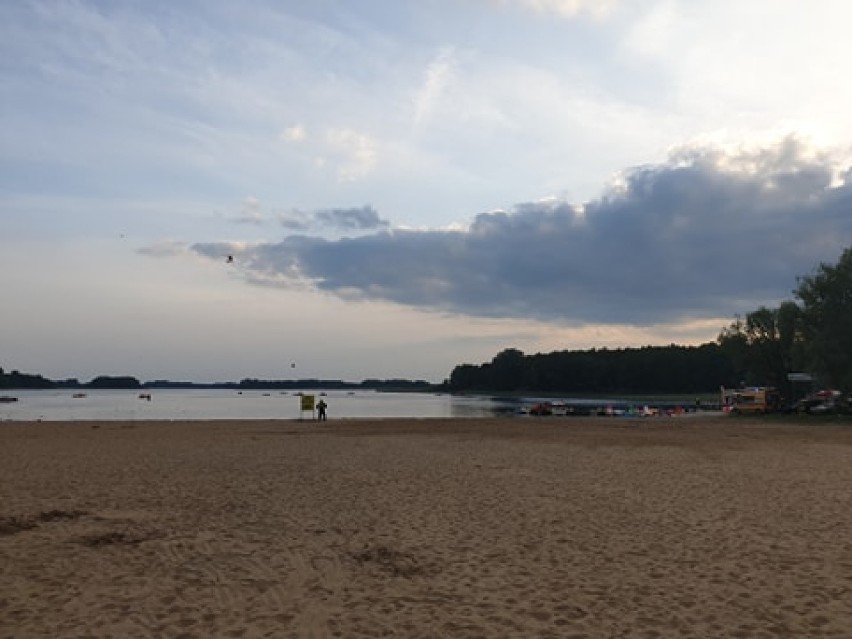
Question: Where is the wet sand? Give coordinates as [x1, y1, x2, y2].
[2, 416, 852, 638]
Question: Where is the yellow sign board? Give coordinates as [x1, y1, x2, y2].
[300, 394, 315, 411]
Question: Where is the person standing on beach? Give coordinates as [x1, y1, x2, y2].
[316, 398, 328, 421]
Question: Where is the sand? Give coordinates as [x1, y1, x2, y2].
[1, 416, 851, 638]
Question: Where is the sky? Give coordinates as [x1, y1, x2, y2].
[2, 0, 852, 384]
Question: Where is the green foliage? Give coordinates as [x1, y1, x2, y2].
[716, 246, 852, 394]
[717, 302, 803, 388]
[717, 316, 750, 383]
[795, 247, 852, 389]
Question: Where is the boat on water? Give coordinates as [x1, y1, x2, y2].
[0, 396, 18, 403]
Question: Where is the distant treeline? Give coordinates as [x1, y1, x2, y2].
[447, 344, 733, 394]
[0, 369, 56, 389]
[0, 368, 435, 392]
[0, 371, 146, 389]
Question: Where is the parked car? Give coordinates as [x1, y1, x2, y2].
[794, 389, 845, 414]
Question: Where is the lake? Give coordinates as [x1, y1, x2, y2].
[0, 389, 525, 421]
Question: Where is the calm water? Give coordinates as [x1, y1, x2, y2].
[0, 389, 523, 421]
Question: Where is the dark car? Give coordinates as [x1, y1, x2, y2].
[795, 389, 846, 414]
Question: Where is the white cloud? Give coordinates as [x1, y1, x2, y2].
[495, 0, 618, 19]
[230, 196, 264, 225]
[281, 125, 306, 142]
[622, 0, 852, 146]
[412, 46, 457, 128]
[324, 128, 377, 181]
[623, 0, 678, 57]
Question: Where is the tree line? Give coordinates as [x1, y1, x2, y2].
[0, 372, 142, 390]
[448, 344, 734, 394]
[449, 247, 852, 396]
[0, 369, 435, 392]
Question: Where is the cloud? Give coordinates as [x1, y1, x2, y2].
[495, 0, 618, 19]
[413, 47, 457, 128]
[314, 205, 389, 231]
[226, 199, 390, 232]
[182, 137, 851, 326]
[276, 205, 389, 232]
[623, 0, 677, 57]
[278, 211, 312, 231]
[281, 125, 306, 142]
[229, 196, 264, 225]
[325, 128, 377, 182]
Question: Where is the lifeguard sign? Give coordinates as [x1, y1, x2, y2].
[299, 394, 315, 420]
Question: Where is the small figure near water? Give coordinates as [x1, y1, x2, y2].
[316, 398, 328, 421]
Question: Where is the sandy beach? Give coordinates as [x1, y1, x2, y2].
[2, 416, 851, 638]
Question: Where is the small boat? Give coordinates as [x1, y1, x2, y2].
[72, 393, 87, 399]
[0, 396, 18, 403]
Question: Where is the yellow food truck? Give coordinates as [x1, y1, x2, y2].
[731, 387, 782, 414]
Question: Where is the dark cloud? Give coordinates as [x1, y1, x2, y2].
[276, 205, 388, 232]
[278, 214, 311, 231]
[231, 213, 264, 225]
[189, 138, 852, 325]
[314, 205, 389, 230]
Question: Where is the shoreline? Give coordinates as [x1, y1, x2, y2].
[3, 417, 852, 637]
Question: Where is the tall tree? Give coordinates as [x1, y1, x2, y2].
[717, 303, 803, 388]
[717, 315, 750, 385]
[795, 247, 852, 389]
[745, 304, 801, 387]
